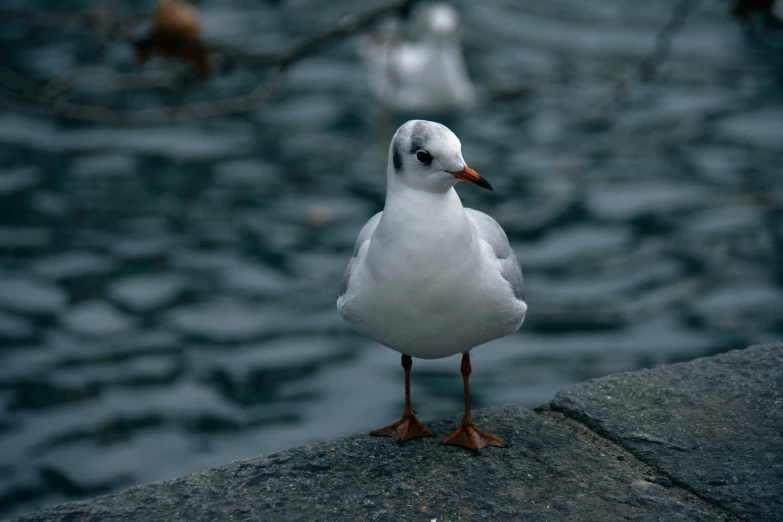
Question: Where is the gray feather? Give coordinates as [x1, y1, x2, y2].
[464, 209, 525, 302]
[409, 120, 448, 154]
[500, 249, 525, 300]
[339, 212, 382, 297]
[392, 141, 403, 172]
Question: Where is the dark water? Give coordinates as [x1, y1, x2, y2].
[1, 0, 782, 517]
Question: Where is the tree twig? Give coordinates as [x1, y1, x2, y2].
[0, 8, 90, 28]
[638, 0, 703, 83]
[1, 0, 417, 126]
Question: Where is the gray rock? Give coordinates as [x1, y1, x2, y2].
[10, 406, 716, 522]
[13, 344, 781, 521]
[548, 342, 783, 521]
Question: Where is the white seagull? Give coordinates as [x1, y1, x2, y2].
[337, 120, 527, 451]
[358, 3, 474, 111]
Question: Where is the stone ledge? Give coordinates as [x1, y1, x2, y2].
[11, 342, 782, 522]
[545, 342, 783, 521]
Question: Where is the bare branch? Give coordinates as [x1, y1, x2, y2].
[490, 1, 704, 106]
[3, 66, 284, 126]
[0, 8, 89, 28]
[2, 0, 417, 126]
[0, 65, 41, 97]
[638, 0, 703, 83]
[595, 0, 704, 107]
[0, 4, 143, 42]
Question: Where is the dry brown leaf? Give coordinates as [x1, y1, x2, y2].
[154, 0, 201, 39]
[136, 0, 211, 79]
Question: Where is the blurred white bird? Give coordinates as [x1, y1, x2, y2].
[358, 3, 475, 111]
[337, 120, 527, 451]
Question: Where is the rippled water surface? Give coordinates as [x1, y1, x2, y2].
[1, 0, 782, 517]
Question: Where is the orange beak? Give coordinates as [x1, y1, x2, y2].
[448, 165, 493, 191]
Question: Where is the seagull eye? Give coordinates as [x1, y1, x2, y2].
[416, 151, 433, 164]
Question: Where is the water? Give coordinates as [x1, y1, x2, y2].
[1, 0, 782, 517]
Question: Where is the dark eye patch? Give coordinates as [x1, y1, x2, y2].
[416, 151, 433, 164]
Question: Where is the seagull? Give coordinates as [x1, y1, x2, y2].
[337, 120, 527, 451]
[358, 2, 474, 111]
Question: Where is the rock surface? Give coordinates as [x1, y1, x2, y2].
[12, 343, 782, 522]
[547, 342, 783, 521]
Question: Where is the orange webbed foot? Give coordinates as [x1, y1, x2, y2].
[443, 423, 506, 453]
[370, 416, 434, 442]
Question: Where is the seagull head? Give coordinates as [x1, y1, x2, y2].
[388, 120, 492, 193]
[413, 3, 461, 40]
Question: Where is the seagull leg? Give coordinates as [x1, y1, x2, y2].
[444, 353, 507, 452]
[370, 354, 434, 442]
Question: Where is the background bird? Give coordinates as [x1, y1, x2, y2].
[357, 3, 475, 112]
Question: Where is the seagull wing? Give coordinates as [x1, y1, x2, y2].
[339, 211, 382, 298]
[464, 208, 525, 302]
